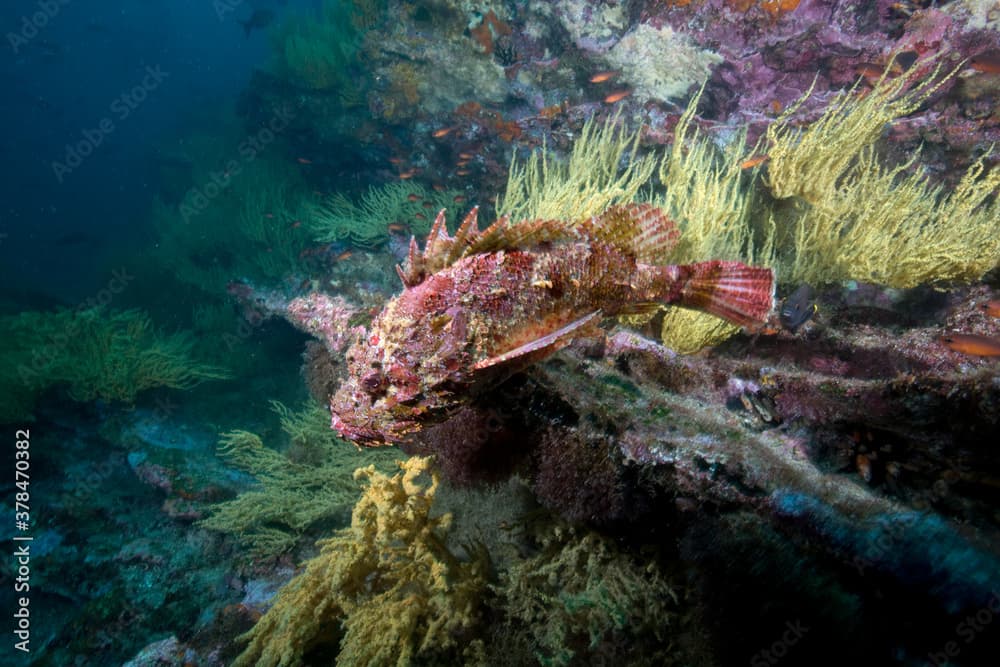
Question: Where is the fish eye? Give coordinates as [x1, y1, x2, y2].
[361, 372, 385, 394]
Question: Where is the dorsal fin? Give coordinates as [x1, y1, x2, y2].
[396, 203, 680, 288]
[579, 203, 680, 264]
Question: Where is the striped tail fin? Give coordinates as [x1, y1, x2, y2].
[676, 261, 775, 327]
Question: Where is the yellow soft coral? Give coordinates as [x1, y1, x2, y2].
[233, 456, 489, 667]
[654, 85, 772, 266]
[496, 112, 657, 223]
[197, 401, 397, 558]
[785, 147, 1000, 286]
[765, 56, 952, 204]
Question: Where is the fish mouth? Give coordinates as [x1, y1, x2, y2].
[330, 410, 413, 446]
[330, 411, 384, 445]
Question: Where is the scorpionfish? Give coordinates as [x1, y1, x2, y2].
[331, 203, 775, 445]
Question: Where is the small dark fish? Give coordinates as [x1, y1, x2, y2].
[895, 51, 919, 71]
[50, 231, 98, 247]
[779, 284, 817, 333]
[239, 9, 275, 37]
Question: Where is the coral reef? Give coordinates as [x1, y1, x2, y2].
[88, 2, 1000, 664]
[233, 456, 490, 667]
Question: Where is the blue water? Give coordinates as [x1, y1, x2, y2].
[0, 0, 284, 302]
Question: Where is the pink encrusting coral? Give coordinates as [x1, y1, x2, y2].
[285, 292, 364, 354]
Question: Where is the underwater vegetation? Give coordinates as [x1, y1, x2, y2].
[197, 401, 398, 559]
[497, 522, 681, 667]
[0, 307, 227, 423]
[308, 182, 462, 249]
[220, 33, 999, 664]
[232, 456, 491, 667]
[764, 57, 1000, 287]
[152, 147, 314, 295]
[269, 0, 366, 95]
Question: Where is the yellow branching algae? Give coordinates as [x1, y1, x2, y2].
[763, 57, 1000, 286]
[497, 112, 657, 223]
[498, 522, 679, 667]
[653, 84, 769, 266]
[233, 456, 489, 667]
[765, 57, 951, 204]
[784, 147, 1000, 287]
[659, 308, 741, 355]
[198, 401, 396, 559]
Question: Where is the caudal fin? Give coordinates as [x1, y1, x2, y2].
[677, 260, 775, 327]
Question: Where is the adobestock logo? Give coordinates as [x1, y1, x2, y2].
[6, 0, 72, 55]
[51, 65, 169, 183]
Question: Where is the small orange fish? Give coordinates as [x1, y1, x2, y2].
[290, 220, 302, 229]
[456, 160, 470, 167]
[432, 127, 455, 138]
[970, 50, 1000, 74]
[335, 250, 354, 262]
[456, 169, 471, 176]
[939, 333, 1000, 356]
[432, 183, 446, 192]
[414, 213, 427, 221]
[589, 71, 619, 83]
[388, 223, 408, 233]
[453, 195, 467, 204]
[979, 300, 1000, 319]
[297, 157, 312, 164]
[407, 193, 421, 202]
[740, 155, 770, 170]
[458, 152, 474, 160]
[604, 89, 632, 103]
[388, 157, 404, 165]
[855, 62, 885, 83]
[423, 201, 435, 209]
[399, 169, 417, 180]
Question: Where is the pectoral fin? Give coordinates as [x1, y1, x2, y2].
[474, 311, 602, 371]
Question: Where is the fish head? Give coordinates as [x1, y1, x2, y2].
[329, 305, 470, 446]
